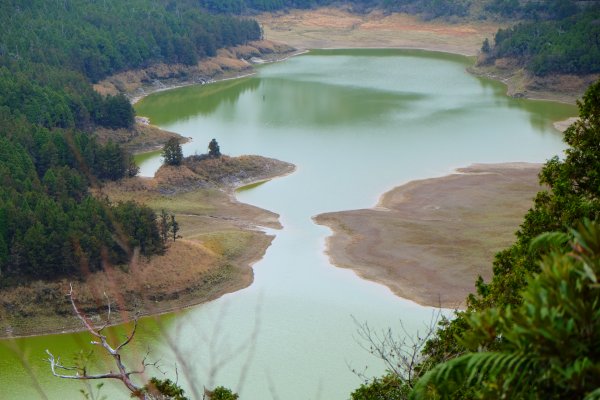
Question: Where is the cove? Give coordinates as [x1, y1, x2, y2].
[0, 49, 576, 399]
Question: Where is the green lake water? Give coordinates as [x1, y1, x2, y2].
[0, 49, 577, 399]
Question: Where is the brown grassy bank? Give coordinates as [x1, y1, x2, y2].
[93, 40, 297, 102]
[257, 7, 592, 104]
[91, 40, 296, 155]
[314, 163, 542, 309]
[0, 156, 295, 338]
[95, 121, 188, 154]
[468, 58, 598, 105]
[257, 8, 502, 56]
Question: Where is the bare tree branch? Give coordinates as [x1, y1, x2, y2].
[46, 285, 148, 399]
[352, 309, 443, 389]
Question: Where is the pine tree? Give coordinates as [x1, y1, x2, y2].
[170, 214, 179, 242]
[208, 138, 221, 158]
[162, 138, 183, 166]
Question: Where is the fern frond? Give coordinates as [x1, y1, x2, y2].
[411, 352, 537, 399]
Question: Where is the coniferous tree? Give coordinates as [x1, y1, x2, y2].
[162, 138, 183, 166]
[208, 138, 221, 158]
[170, 215, 180, 242]
[159, 209, 170, 244]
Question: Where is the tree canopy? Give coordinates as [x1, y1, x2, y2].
[208, 138, 222, 158]
[162, 138, 184, 166]
[484, 4, 600, 76]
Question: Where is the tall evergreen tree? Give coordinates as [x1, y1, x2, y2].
[162, 138, 183, 166]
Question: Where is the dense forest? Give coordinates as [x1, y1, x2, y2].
[0, 0, 261, 131]
[484, 3, 600, 76]
[0, 0, 263, 284]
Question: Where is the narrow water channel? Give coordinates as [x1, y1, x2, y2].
[0, 49, 576, 399]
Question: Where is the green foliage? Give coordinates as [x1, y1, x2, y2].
[485, 6, 600, 76]
[0, 59, 134, 130]
[207, 386, 239, 400]
[0, 1, 261, 82]
[0, 114, 164, 280]
[142, 377, 189, 400]
[0, 0, 263, 132]
[351, 374, 410, 400]
[170, 214, 180, 242]
[485, 0, 578, 20]
[199, 0, 470, 18]
[162, 138, 184, 166]
[208, 138, 222, 158]
[481, 38, 491, 54]
[411, 220, 600, 399]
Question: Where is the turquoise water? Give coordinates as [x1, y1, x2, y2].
[1, 49, 576, 400]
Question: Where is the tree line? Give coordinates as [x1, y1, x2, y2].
[1, 0, 262, 83]
[0, 0, 266, 283]
[0, 0, 263, 133]
[485, 4, 600, 76]
[0, 107, 165, 281]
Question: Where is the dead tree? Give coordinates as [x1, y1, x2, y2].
[352, 309, 445, 390]
[46, 284, 157, 399]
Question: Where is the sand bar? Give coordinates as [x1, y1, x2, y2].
[314, 163, 542, 308]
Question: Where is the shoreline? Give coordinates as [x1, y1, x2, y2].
[0, 157, 296, 339]
[257, 8, 591, 105]
[128, 48, 308, 108]
[314, 163, 544, 309]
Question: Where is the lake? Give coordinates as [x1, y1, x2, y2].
[0, 49, 576, 399]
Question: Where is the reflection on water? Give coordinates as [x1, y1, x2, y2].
[137, 78, 261, 124]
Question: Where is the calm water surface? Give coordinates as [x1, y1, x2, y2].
[0, 49, 576, 399]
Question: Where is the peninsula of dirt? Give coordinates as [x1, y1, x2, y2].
[314, 163, 542, 308]
[1, 155, 295, 338]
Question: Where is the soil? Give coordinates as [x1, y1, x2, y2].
[314, 163, 543, 309]
[93, 40, 297, 103]
[469, 57, 598, 105]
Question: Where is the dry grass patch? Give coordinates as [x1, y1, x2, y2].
[470, 57, 599, 104]
[94, 40, 296, 103]
[258, 8, 502, 55]
[95, 123, 186, 154]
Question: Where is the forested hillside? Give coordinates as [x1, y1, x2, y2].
[484, 4, 600, 76]
[0, 0, 262, 284]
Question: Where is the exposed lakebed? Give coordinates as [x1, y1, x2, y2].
[1, 49, 576, 399]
